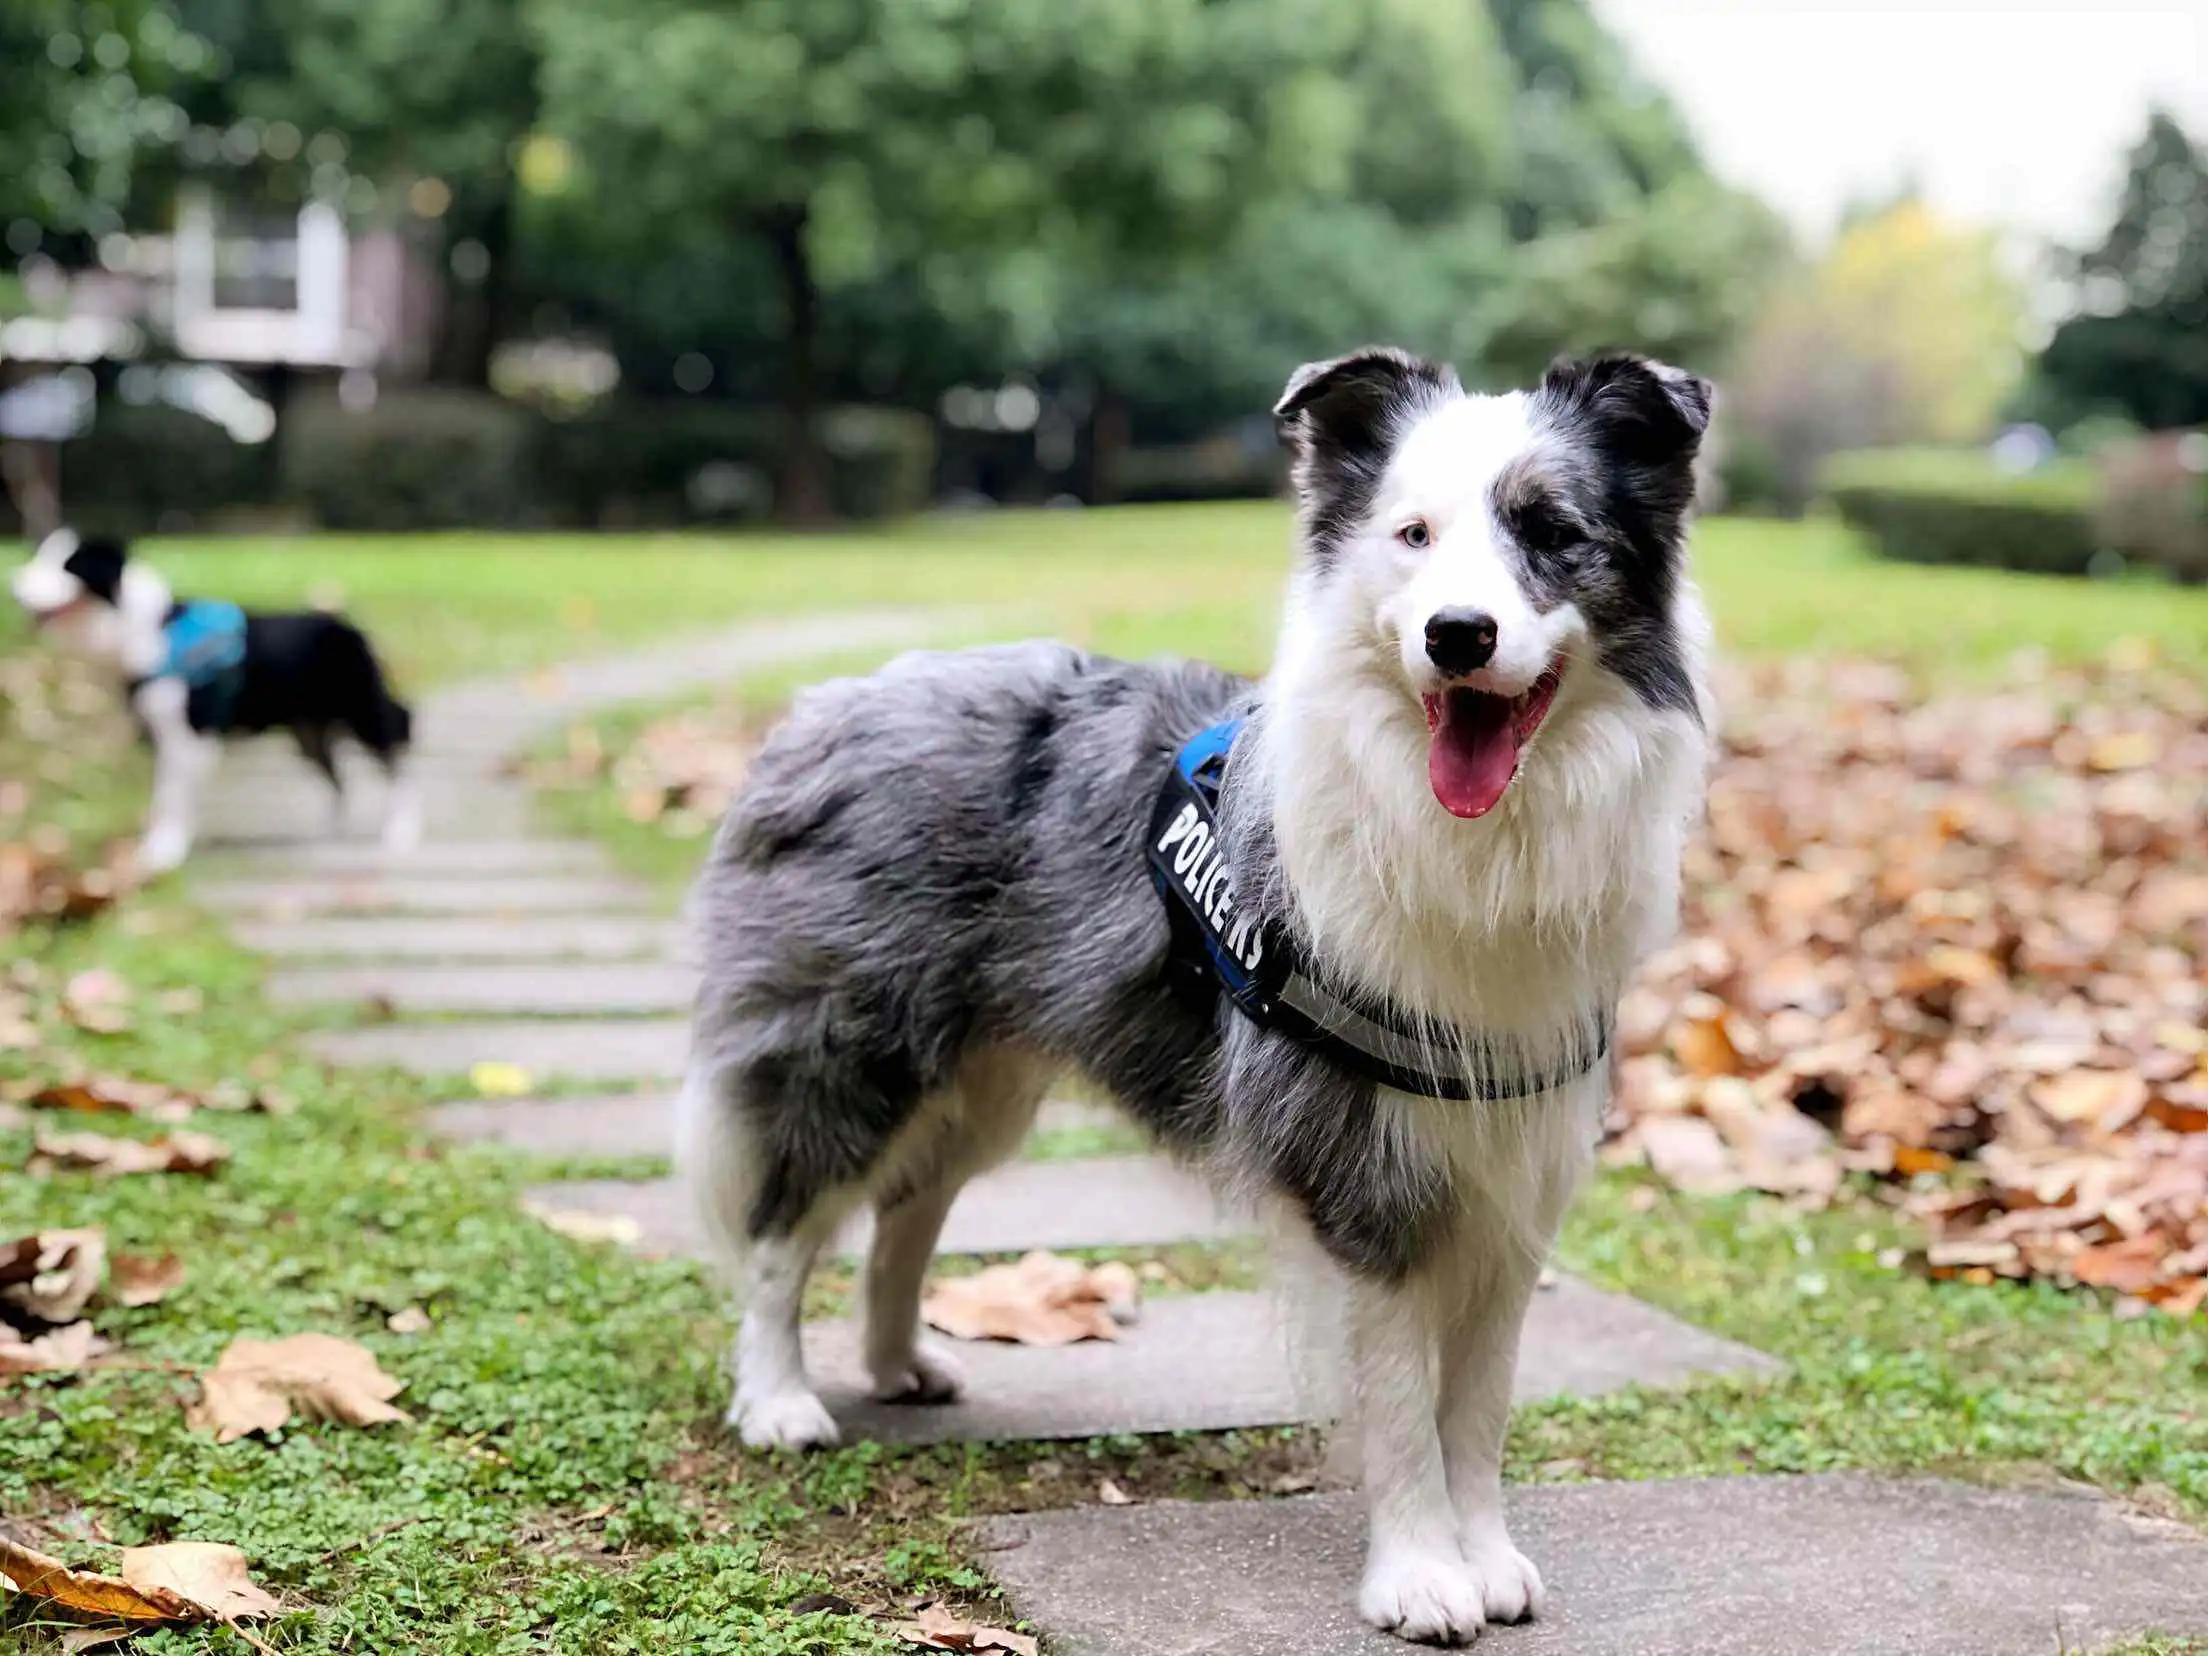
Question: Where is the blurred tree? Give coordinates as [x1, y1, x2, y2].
[1724, 200, 2028, 512]
[1479, 178, 1789, 385]
[531, 0, 1355, 521]
[178, 0, 539, 384]
[0, 1, 204, 244]
[2032, 111, 2208, 433]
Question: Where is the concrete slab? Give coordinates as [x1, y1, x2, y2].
[232, 913, 683, 963]
[528, 1155, 1243, 1257]
[196, 840, 614, 878]
[982, 1476, 2208, 1656]
[269, 961, 696, 1015]
[792, 1275, 1771, 1446]
[196, 874, 653, 916]
[427, 608, 946, 737]
[199, 784, 535, 842]
[434, 1092, 1123, 1157]
[307, 1018, 690, 1082]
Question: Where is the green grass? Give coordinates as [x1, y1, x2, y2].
[71, 504, 2208, 699]
[5, 884, 2203, 1652]
[8, 506, 2208, 1651]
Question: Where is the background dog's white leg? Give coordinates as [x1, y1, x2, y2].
[380, 755, 422, 852]
[1350, 1271, 1487, 1644]
[134, 679, 215, 874]
[862, 1182, 966, 1404]
[729, 1211, 844, 1450]
[1438, 1246, 1548, 1625]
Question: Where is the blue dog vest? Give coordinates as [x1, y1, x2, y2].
[152, 600, 248, 730]
[1147, 718, 1611, 1101]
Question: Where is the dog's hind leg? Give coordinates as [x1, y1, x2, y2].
[861, 1044, 1052, 1405]
[293, 724, 346, 832]
[678, 1061, 856, 1450]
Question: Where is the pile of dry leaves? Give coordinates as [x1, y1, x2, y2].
[1610, 654, 2208, 1314]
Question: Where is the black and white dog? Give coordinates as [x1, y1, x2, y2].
[10, 529, 419, 872]
[681, 349, 1713, 1643]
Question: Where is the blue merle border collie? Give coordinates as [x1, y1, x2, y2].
[681, 348, 1714, 1643]
[10, 530, 418, 872]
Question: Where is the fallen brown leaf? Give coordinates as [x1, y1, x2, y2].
[0, 1319, 112, 1375]
[186, 1333, 412, 1443]
[0, 1536, 197, 1624]
[120, 1542, 280, 1622]
[0, 1227, 106, 1323]
[107, 1252, 187, 1309]
[922, 1251, 1137, 1347]
[31, 1129, 230, 1177]
[60, 969, 133, 1035]
[28, 1076, 193, 1122]
[891, 1603, 1039, 1656]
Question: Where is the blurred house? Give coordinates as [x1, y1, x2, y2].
[2, 187, 443, 383]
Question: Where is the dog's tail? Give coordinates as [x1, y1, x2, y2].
[674, 1056, 757, 1284]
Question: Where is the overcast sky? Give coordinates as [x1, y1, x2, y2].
[1592, 0, 2208, 250]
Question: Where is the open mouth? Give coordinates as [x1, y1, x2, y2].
[1419, 663, 1564, 819]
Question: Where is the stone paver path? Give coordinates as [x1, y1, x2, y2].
[306, 1016, 691, 1081]
[232, 913, 681, 962]
[197, 609, 2202, 1654]
[526, 1154, 1247, 1258]
[984, 1475, 2208, 1655]
[199, 873, 654, 916]
[268, 961, 695, 1016]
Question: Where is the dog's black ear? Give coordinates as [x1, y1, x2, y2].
[1272, 348, 1457, 456]
[1272, 349, 1457, 565]
[61, 534, 129, 605]
[1537, 353, 1713, 465]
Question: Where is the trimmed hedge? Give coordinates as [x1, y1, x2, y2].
[1820, 449, 2104, 576]
[282, 387, 539, 531]
[32, 388, 936, 534]
[2096, 433, 2208, 584]
[62, 402, 274, 534]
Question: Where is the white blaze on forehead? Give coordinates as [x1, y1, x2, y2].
[1370, 390, 1577, 697]
[1379, 389, 1537, 516]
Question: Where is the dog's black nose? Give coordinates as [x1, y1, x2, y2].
[1424, 608, 1499, 677]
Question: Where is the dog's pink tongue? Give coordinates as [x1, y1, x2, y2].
[1428, 692, 1519, 819]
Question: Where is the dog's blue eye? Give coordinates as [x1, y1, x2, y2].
[1397, 521, 1431, 549]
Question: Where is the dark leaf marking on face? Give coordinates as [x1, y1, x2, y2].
[1516, 353, 1716, 721]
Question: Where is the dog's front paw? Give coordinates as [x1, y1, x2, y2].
[1359, 1545, 1487, 1646]
[729, 1388, 841, 1451]
[868, 1338, 965, 1405]
[1459, 1530, 1544, 1625]
[136, 827, 190, 876]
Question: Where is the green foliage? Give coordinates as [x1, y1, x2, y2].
[279, 387, 539, 530]
[2032, 112, 2208, 433]
[0, 0, 207, 235]
[1479, 176, 1788, 385]
[1821, 449, 2104, 577]
[1728, 202, 2030, 513]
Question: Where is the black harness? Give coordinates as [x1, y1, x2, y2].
[1147, 718, 1611, 1102]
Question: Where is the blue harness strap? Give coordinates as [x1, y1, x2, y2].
[1146, 717, 1612, 1102]
[159, 600, 248, 731]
